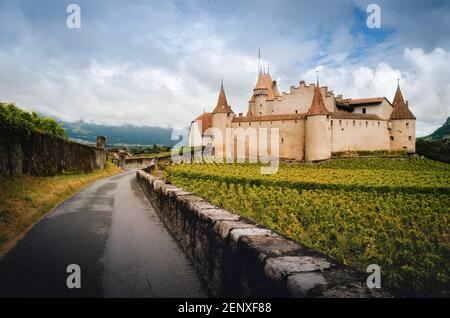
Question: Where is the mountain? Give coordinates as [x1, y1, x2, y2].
[60, 120, 178, 146]
[416, 117, 450, 164]
[423, 117, 450, 141]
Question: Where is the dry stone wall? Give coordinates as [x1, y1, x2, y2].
[0, 132, 106, 176]
[136, 169, 391, 298]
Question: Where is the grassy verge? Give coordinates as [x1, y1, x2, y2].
[0, 162, 122, 255]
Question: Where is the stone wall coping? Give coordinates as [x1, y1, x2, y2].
[137, 169, 392, 298]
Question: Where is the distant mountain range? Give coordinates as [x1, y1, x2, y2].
[60, 120, 179, 146]
[422, 117, 450, 141]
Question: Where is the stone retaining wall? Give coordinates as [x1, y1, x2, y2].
[0, 133, 106, 176]
[136, 170, 391, 298]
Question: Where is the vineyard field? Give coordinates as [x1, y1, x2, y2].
[165, 158, 450, 296]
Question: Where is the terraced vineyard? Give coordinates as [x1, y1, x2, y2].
[165, 158, 450, 296]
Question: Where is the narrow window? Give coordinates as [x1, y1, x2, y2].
[365, 121, 368, 127]
[295, 110, 298, 114]
[378, 121, 380, 127]
[259, 112, 262, 115]
[362, 108, 367, 114]
[390, 136, 394, 141]
[406, 123, 410, 128]
[408, 136, 412, 141]
[331, 120, 333, 126]
[339, 120, 342, 126]
[353, 120, 356, 127]
[281, 138, 284, 143]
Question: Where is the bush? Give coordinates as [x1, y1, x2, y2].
[0, 103, 66, 142]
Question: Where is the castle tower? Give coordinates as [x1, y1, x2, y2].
[389, 82, 416, 153]
[249, 71, 277, 116]
[305, 81, 331, 161]
[211, 81, 234, 160]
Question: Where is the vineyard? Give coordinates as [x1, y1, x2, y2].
[165, 158, 450, 296]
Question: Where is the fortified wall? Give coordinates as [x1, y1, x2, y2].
[0, 133, 106, 176]
[137, 169, 392, 297]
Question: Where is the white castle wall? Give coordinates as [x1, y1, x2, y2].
[331, 119, 390, 152]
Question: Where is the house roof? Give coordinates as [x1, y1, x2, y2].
[390, 86, 416, 120]
[194, 112, 212, 134]
[336, 97, 386, 107]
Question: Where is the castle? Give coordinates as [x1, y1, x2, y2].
[188, 69, 416, 161]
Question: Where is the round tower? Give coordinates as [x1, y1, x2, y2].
[253, 72, 269, 116]
[211, 81, 234, 161]
[305, 83, 332, 161]
[389, 83, 416, 153]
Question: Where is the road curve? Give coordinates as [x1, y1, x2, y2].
[0, 170, 207, 298]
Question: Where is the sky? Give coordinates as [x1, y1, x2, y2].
[0, 0, 449, 136]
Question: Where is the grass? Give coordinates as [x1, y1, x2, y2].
[0, 162, 122, 255]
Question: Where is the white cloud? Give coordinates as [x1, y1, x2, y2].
[302, 48, 450, 136]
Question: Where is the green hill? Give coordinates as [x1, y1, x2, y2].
[416, 116, 450, 163]
[60, 120, 179, 147]
[423, 117, 450, 141]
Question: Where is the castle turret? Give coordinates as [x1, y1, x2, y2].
[248, 71, 277, 116]
[212, 81, 234, 160]
[305, 81, 331, 161]
[389, 83, 416, 153]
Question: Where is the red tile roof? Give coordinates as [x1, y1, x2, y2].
[390, 86, 416, 120]
[213, 83, 232, 113]
[194, 112, 212, 134]
[307, 84, 330, 116]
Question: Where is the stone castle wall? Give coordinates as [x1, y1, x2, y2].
[0, 132, 106, 176]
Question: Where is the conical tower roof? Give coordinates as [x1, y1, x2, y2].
[213, 81, 232, 113]
[390, 84, 416, 120]
[307, 82, 330, 116]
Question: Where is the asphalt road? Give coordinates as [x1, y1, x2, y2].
[0, 170, 207, 298]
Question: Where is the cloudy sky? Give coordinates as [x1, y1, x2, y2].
[0, 0, 449, 136]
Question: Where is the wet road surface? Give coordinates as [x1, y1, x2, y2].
[0, 170, 207, 298]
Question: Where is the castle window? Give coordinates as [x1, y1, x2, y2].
[281, 138, 284, 143]
[365, 121, 368, 127]
[353, 121, 355, 127]
[339, 120, 342, 126]
[408, 136, 412, 141]
[331, 120, 333, 126]
[259, 112, 262, 115]
[295, 110, 298, 114]
[378, 121, 380, 127]
[260, 104, 262, 107]
[362, 108, 367, 114]
[249, 122, 252, 126]
[406, 123, 410, 128]
[239, 123, 241, 126]
[390, 136, 394, 141]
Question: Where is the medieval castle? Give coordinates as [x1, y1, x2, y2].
[188, 69, 416, 161]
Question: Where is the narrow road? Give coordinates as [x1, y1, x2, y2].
[0, 170, 207, 298]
